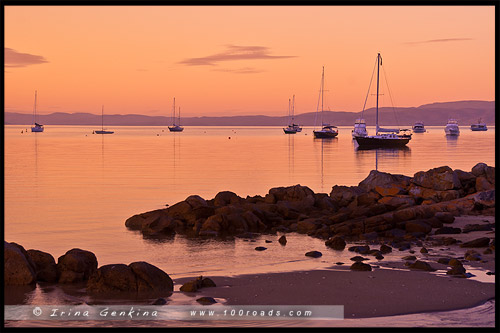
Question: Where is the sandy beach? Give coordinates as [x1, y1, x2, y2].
[174, 214, 495, 319]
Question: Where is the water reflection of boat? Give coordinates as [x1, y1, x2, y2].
[355, 147, 411, 171]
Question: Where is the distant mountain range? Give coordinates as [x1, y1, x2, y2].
[4, 100, 495, 126]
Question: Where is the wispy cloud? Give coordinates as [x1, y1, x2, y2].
[212, 66, 264, 74]
[5, 48, 49, 67]
[405, 38, 473, 45]
[179, 44, 296, 66]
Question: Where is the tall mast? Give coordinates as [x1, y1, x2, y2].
[288, 98, 291, 124]
[292, 94, 295, 123]
[33, 90, 37, 125]
[178, 107, 181, 126]
[101, 105, 104, 130]
[376, 53, 381, 135]
[173, 97, 176, 125]
[321, 66, 324, 125]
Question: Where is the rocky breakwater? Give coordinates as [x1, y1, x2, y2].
[4, 242, 174, 300]
[125, 163, 495, 244]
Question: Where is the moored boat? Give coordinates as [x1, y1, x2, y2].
[313, 66, 338, 139]
[412, 121, 426, 133]
[355, 53, 411, 148]
[470, 118, 487, 131]
[445, 119, 460, 136]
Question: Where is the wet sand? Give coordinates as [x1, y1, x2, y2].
[175, 215, 495, 319]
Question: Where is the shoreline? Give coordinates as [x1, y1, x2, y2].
[173, 266, 495, 319]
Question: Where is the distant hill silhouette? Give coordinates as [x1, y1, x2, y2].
[5, 100, 494, 126]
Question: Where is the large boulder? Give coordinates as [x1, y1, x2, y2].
[26, 249, 58, 283]
[412, 166, 462, 191]
[358, 170, 411, 195]
[471, 163, 495, 185]
[87, 264, 137, 293]
[330, 185, 365, 207]
[129, 261, 174, 293]
[87, 262, 173, 295]
[4, 242, 36, 285]
[454, 169, 478, 195]
[57, 249, 98, 283]
[473, 190, 495, 209]
[213, 191, 243, 207]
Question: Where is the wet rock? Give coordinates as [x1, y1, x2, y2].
[408, 260, 436, 271]
[437, 258, 451, 265]
[255, 246, 267, 251]
[350, 256, 369, 262]
[335, 262, 345, 265]
[57, 249, 98, 284]
[180, 280, 198, 292]
[152, 298, 168, 305]
[380, 244, 393, 254]
[483, 248, 493, 255]
[197, 297, 217, 305]
[325, 236, 346, 251]
[278, 235, 287, 245]
[435, 227, 462, 235]
[305, 251, 322, 258]
[265, 240, 273, 243]
[4, 242, 36, 285]
[87, 264, 137, 293]
[402, 255, 417, 261]
[465, 253, 482, 261]
[201, 277, 217, 288]
[129, 261, 174, 294]
[26, 249, 58, 283]
[420, 247, 428, 254]
[87, 262, 173, 295]
[441, 237, 459, 245]
[455, 169, 479, 195]
[447, 265, 467, 278]
[433, 212, 455, 224]
[375, 254, 384, 260]
[348, 245, 371, 254]
[462, 223, 494, 233]
[460, 237, 490, 248]
[350, 262, 372, 271]
[448, 259, 463, 267]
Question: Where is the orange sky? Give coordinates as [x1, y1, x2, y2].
[4, 5, 495, 117]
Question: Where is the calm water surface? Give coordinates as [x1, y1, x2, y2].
[3, 125, 495, 326]
[5, 125, 495, 269]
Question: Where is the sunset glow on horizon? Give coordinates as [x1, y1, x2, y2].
[4, 5, 495, 117]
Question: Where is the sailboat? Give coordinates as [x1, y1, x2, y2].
[31, 90, 44, 132]
[283, 95, 302, 134]
[168, 97, 184, 132]
[352, 118, 368, 138]
[94, 105, 114, 134]
[313, 66, 338, 138]
[355, 53, 411, 148]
